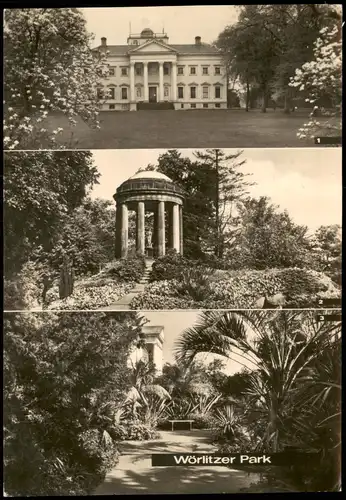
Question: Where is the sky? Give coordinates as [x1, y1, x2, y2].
[139, 310, 259, 375]
[89, 148, 342, 232]
[82, 6, 238, 47]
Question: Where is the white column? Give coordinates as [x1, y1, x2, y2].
[143, 62, 148, 101]
[121, 203, 128, 258]
[130, 62, 135, 102]
[171, 61, 177, 101]
[136, 201, 145, 255]
[152, 342, 163, 374]
[159, 62, 164, 102]
[158, 201, 165, 257]
[172, 203, 180, 252]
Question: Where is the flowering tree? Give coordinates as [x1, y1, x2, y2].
[4, 8, 109, 149]
[289, 25, 342, 140]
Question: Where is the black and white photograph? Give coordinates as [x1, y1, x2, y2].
[4, 310, 341, 495]
[4, 148, 342, 311]
[3, 5, 342, 150]
[2, 4, 342, 497]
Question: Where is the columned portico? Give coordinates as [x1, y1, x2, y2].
[114, 171, 184, 258]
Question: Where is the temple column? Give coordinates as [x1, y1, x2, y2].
[171, 61, 177, 101]
[179, 205, 183, 255]
[157, 201, 165, 257]
[159, 62, 164, 102]
[172, 203, 180, 252]
[115, 202, 122, 258]
[167, 205, 173, 249]
[130, 62, 135, 102]
[136, 201, 145, 255]
[153, 207, 158, 257]
[120, 203, 128, 258]
[143, 62, 148, 101]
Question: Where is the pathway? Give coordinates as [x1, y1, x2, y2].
[94, 430, 260, 495]
[99, 259, 153, 311]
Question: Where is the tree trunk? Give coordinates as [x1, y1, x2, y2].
[284, 90, 291, 114]
[261, 88, 267, 113]
[59, 255, 74, 299]
[245, 79, 250, 112]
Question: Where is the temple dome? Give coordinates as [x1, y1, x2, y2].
[130, 171, 172, 182]
[141, 28, 154, 37]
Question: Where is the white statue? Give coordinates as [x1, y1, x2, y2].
[146, 229, 153, 247]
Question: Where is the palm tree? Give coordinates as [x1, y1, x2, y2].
[175, 310, 341, 454]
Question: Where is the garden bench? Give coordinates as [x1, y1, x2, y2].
[168, 419, 195, 431]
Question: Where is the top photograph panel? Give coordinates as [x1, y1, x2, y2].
[3, 5, 342, 150]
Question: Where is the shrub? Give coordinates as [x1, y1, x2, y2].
[150, 251, 192, 282]
[125, 423, 159, 441]
[105, 255, 146, 283]
[4, 261, 47, 310]
[46, 282, 135, 310]
[132, 267, 340, 309]
[188, 413, 216, 430]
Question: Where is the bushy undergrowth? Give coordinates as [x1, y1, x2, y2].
[46, 281, 134, 310]
[131, 267, 340, 310]
[4, 261, 47, 310]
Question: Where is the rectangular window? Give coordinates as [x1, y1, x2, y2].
[203, 103, 208, 108]
[190, 66, 196, 75]
[109, 67, 115, 76]
[121, 67, 128, 76]
[108, 87, 115, 100]
[202, 67, 209, 75]
[121, 87, 128, 100]
[215, 86, 221, 99]
[202, 86, 208, 99]
[109, 104, 115, 110]
[164, 65, 169, 75]
[215, 66, 221, 75]
[215, 103, 221, 108]
[190, 86, 196, 99]
[181, 103, 184, 108]
[178, 86, 184, 99]
[135, 66, 142, 76]
[177, 66, 184, 75]
[191, 103, 196, 108]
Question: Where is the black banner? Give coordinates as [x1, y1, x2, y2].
[151, 453, 322, 467]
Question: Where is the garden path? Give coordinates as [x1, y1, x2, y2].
[94, 430, 260, 495]
[99, 260, 153, 311]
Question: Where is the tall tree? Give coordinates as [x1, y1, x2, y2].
[232, 196, 311, 269]
[4, 8, 109, 149]
[4, 151, 100, 277]
[194, 149, 253, 258]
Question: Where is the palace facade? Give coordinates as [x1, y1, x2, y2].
[94, 28, 227, 111]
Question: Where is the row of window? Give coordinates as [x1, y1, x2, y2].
[178, 86, 222, 99]
[108, 103, 222, 110]
[108, 65, 222, 77]
[100, 85, 222, 100]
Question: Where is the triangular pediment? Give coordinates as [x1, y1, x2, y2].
[129, 39, 177, 54]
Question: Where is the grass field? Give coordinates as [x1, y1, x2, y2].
[38, 108, 323, 149]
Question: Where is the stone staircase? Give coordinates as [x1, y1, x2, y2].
[137, 102, 175, 110]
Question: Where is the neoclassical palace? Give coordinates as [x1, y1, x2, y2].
[94, 28, 227, 111]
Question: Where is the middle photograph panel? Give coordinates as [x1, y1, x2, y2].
[3, 147, 341, 312]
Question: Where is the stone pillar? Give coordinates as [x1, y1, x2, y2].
[157, 201, 165, 257]
[130, 62, 135, 102]
[179, 205, 183, 256]
[120, 203, 128, 258]
[167, 205, 173, 249]
[153, 207, 158, 257]
[172, 61, 177, 101]
[159, 62, 164, 102]
[136, 201, 145, 255]
[152, 342, 163, 374]
[115, 202, 122, 258]
[172, 203, 180, 253]
[143, 62, 148, 101]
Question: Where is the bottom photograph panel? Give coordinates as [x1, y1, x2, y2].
[4, 310, 341, 495]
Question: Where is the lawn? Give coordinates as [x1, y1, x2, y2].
[38, 108, 322, 149]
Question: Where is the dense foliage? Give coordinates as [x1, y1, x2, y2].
[132, 265, 340, 310]
[175, 310, 341, 491]
[4, 312, 144, 496]
[4, 8, 108, 149]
